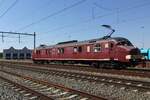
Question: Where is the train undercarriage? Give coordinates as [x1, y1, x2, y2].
[33, 59, 138, 69]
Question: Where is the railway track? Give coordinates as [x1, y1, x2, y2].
[0, 60, 150, 78]
[1, 64, 150, 93]
[46, 70, 150, 92]
[0, 76, 53, 100]
[0, 70, 106, 100]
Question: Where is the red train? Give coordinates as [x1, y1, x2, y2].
[32, 26, 142, 68]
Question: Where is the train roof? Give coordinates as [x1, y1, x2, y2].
[36, 37, 130, 49]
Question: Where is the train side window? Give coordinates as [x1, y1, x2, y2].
[78, 46, 82, 53]
[93, 44, 101, 52]
[73, 47, 78, 53]
[45, 49, 51, 55]
[110, 43, 114, 48]
[62, 48, 64, 53]
[105, 43, 109, 48]
[36, 50, 41, 55]
[48, 49, 51, 55]
[73, 46, 82, 53]
[58, 49, 60, 53]
[45, 49, 48, 55]
[58, 48, 64, 54]
[36, 51, 38, 55]
[87, 46, 90, 52]
[52, 48, 55, 54]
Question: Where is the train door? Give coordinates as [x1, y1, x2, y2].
[51, 48, 56, 59]
[86, 45, 91, 59]
[109, 42, 116, 60]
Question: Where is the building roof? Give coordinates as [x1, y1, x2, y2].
[3, 47, 32, 51]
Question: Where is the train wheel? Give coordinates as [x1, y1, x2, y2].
[113, 62, 127, 69]
[33, 60, 38, 64]
[91, 62, 99, 68]
[98, 63, 106, 68]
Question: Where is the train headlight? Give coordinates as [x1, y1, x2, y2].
[126, 55, 131, 59]
[141, 56, 145, 60]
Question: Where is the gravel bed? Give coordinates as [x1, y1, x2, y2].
[0, 72, 86, 100]
[39, 66, 150, 82]
[0, 78, 29, 100]
[8, 64, 150, 82]
[1, 66, 150, 100]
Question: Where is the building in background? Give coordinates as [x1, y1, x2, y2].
[3, 47, 32, 59]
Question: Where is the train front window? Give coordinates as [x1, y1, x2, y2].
[116, 38, 133, 46]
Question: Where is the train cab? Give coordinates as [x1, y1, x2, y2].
[112, 37, 142, 66]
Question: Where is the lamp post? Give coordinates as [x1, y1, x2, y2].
[141, 26, 144, 48]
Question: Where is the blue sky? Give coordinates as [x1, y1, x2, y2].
[0, 0, 150, 51]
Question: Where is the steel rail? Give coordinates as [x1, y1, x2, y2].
[1, 65, 150, 92]
[0, 70, 107, 100]
[0, 76, 54, 100]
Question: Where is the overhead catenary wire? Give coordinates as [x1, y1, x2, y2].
[0, 0, 19, 19]
[16, 0, 87, 31]
[93, 2, 112, 11]
[119, 15, 150, 24]
[0, 31, 36, 49]
[43, 0, 150, 34]
[93, 1, 150, 20]
[48, 15, 150, 42]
